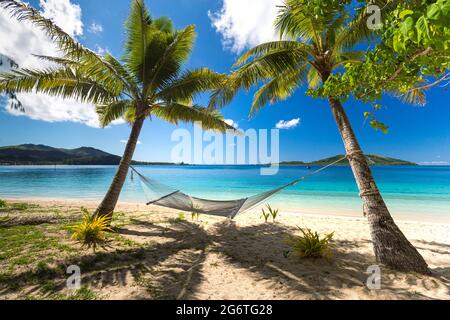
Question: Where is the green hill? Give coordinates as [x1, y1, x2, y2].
[0, 144, 122, 165]
[307, 154, 417, 166]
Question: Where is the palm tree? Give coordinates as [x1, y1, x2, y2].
[0, 0, 235, 219]
[210, 0, 430, 274]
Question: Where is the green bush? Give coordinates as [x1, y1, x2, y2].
[286, 227, 334, 260]
[0, 199, 6, 208]
[70, 208, 112, 251]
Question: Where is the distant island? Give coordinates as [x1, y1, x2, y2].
[279, 154, 417, 166]
[0, 144, 171, 165]
[0, 144, 417, 166]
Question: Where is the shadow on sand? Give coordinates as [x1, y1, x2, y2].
[1, 217, 448, 299]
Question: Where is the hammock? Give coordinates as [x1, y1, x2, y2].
[130, 156, 346, 219]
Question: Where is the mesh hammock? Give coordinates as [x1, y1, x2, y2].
[130, 156, 346, 219]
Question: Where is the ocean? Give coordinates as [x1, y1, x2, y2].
[1, 165, 449, 221]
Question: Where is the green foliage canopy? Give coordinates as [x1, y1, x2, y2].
[313, 0, 450, 131]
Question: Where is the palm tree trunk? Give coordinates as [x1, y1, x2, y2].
[328, 97, 430, 274]
[94, 116, 145, 220]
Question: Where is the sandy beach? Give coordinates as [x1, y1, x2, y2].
[0, 198, 449, 300]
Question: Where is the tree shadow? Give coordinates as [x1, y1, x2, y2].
[1, 215, 448, 300]
[207, 221, 448, 299]
[0, 219, 210, 300]
[413, 239, 450, 255]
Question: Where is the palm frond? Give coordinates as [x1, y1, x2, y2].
[331, 50, 365, 68]
[123, 0, 152, 85]
[157, 68, 225, 103]
[24, 54, 136, 102]
[96, 100, 134, 127]
[152, 103, 237, 133]
[145, 25, 196, 93]
[307, 66, 321, 89]
[251, 64, 309, 115]
[234, 41, 312, 67]
[0, 67, 119, 104]
[103, 53, 140, 98]
[153, 16, 174, 33]
[401, 88, 426, 106]
[333, 0, 395, 51]
[275, 0, 320, 44]
[210, 48, 306, 109]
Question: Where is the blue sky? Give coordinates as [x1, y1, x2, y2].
[0, 0, 449, 164]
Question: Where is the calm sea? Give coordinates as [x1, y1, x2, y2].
[1, 165, 449, 222]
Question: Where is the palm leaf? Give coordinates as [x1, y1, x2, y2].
[234, 41, 312, 67]
[157, 68, 225, 103]
[210, 48, 306, 109]
[96, 100, 134, 127]
[152, 103, 236, 133]
[251, 64, 309, 115]
[123, 0, 152, 85]
[307, 66, 321, 89]
[145, 25, 196, 93]
[0, 67, 119, 104]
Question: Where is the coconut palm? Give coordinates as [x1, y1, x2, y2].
[210, 0, 429, 274]
[0, 0, 235, 219]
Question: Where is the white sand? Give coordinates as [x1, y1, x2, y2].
[2, 198, 450, 300]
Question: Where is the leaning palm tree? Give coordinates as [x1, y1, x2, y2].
[0, 0, 235, 219]
[211, 0, 429, 274]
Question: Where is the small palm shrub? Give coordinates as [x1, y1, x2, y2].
[0, 199, 6, 208]
[191, 211, 200, 221]
[265, 204, 279, 222]
[70, 207, 112, 251]
[191, 205, 201, 221]
[286, 227, 334, 260]
[261, 204, 279, 223]
[260, 207, 270, 223]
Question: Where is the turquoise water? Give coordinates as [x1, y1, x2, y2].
[1, 165, 449, 221]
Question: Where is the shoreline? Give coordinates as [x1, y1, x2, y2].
[4, 196, 450, 225]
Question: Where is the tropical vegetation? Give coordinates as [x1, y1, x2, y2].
[70, 207, 112, 251]
[286, 227, 334, 260]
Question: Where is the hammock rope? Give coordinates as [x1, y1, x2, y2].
[130, 155, 347, 219]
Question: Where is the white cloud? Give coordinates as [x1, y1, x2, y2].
[121, 139, 142, 145]
[88, 21, 103, 34]
[39, 0, 83, 37]
[224, 119, 239, 128]
[276, 118, 300, 129]
[208, 0, 281, 53]
[0, 0, 119, 128]
[7, 93, 100, 127]
[94, 45, 109, 56]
